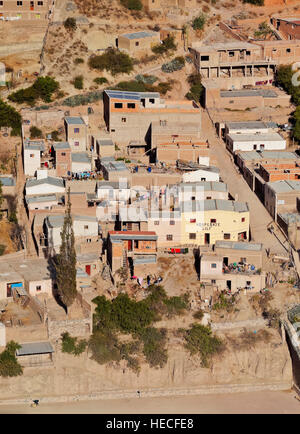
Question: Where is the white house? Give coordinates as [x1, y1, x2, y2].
[182, 166, 220, 183]
[23, 141, 45, 176]
[45, 214, 99, 250]
[25, 176, 65, 196]
[226, 132, 286, 153]
[225, 121, 270, 136]
[96, 180, 131, 203]
[71, 152, 92, 174]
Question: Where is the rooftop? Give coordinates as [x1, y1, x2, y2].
[214, 240, 262, 251]
[65, 116, 85, 125]
[96, 138, 114, 147]
[26, 177, 65, 189]
[105, 89, 160, 101]
[178, 181, 227, 192]
[237, 150, 299, 161]
[221, 89, 278, 98]
[109, 230, 157, 241]
[46, 214, 97, 228]
[101, 158, 129, 172]
[0, 176, 16, 187]
[228, 132, 285, 142]
[226, 121, 270, 130]
[181, 199, 249, 213]
[71, 152, 91, 163]
[267, 179, 300, 194]
[52, 142, 70, 150]
[193, 41, 255, 52]
[278, 212, 300, 225]
[16, 342, 54, 356]
[24, 140, 45, 151]
[120, 31, 158, 39]
[25, 194, 58, 204]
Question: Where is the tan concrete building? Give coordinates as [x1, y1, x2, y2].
[141, 0, 161, 11]
[255, 39, 300, 64]
[117, 31, 160, 55]
[51, 142, 71, 178]
[155, 140, 209, 165]
[264, 180, 300, 221]
[65, 117, 88, 153]
[103, 90, 201, 145]
[270, 17, 300, 40]
[191, 41, 277, 87]
[0, 0, 51, 20]
[277, 212, 300, 250]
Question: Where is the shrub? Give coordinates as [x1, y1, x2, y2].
[192, 14, 206, 31]
[94, 77, 108, 85]
[73, 75, 84, 90]
[152, 36, 177, 55]
[185, 73, 203, 103]
[161, 56, 185, 73]
[212, 291, 236, 312]
[8, 76, 59, 106]
[61, 332, 87, 356]
[88, 48, 134, 76]
[242, 0, 264, 4]
[184, 324, 224, 367]
[135, 74, 158, 84]
[64, 17, 77, 31]
[193, 309, 204, 320]
[51, 130, 60, 141]
[0, 244, 6, 256]
[120, 0, 143, 10]
[0, 99, 22, 135]
[74, 57, 84, 64]
[139, 327, 168, 368]
[89, 330, 121, 365]
[0, 341, 23, 377]
[30, 126, 43, 139]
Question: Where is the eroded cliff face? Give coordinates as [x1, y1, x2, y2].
[0, 335, 293, 401]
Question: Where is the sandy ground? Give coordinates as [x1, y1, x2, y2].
[0, 390, 299, 414]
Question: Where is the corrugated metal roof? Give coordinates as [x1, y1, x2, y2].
[228, 132, 285, 142]
[267, 180, 300, 193]
[71, 152, 91, 163]
[105, 90, 160, 101]
[97, 138, 114, 147]
[16, 341, 54, 356]
[226, 121, 268, 130]
[53, 142, 70, 150]
[278, 212, 300, 225]
[215, 240, 262, 251]
[121, 31, 157, 39]
[26, 194, 57, 204]
[180, 199, 249, 213]
[179, 181, 227, 192]
[65, 116, 85, 125]
[133, 255, 157, 265]
[26, 177, 65, 189]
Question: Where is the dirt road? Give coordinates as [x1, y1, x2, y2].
[1, 390, 299, 414]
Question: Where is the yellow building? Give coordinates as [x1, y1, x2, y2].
[180, 199, 249, 245]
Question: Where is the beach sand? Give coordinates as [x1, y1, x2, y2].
[0, 390, 299, 414]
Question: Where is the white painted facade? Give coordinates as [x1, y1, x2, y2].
[24, 148, 41, 176]
[226, 133, 286, 153]
[25, 178, 65, 196]
[182, 168, 220, 183]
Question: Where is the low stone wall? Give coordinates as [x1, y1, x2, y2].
[47, 317, 91, 340]
[211, 318, 267, 331]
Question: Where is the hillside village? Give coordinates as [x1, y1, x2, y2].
[0, 0, 299, 404]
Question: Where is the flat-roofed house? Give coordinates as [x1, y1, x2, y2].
[264, 180, 300, 221]
[118, 31, 160, 54]
[180, 199, 249, 245]
[182, 166, 220, 183]
[26, 194, 63, 212]
[25, 176, 65, 196]
[225, 132, 286, 153]
[277, 212, 300, 250]
[107, 230, 158, 275]
[100, 157, 131, 182]
[155, 140, 209, 165]
[96, 138, 115, 158]
[24, 140, 45, 176]
[44, 214, 99, 252]
[103, 90, 201, 144]
[51, 142, 71, 178]
[177, 182, 228, 203]
[71, 152, 92, 175]
[65, 117, 87, 153]
[0, 0, 51, 20]
[16, 342, 54, 367]
[0, 263, 24, 300]
[214, 240, 263, 269]
[148, 210, 182, 247]
[270, 17, 300, 40]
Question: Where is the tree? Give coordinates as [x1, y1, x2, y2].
[184, 324, 224, 367]
[88, 48, 134, 76]
[30, 126, 43, 139]
[0, 341, 23, 377]
[54, 188, 77, 311]
[73, 75, 84, 90]
[64, 17, 77, 31]
[8, 76, 59, 105]
[0, 99, 21, 135]
[192, 14, 206, 31]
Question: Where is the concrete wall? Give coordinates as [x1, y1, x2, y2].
[24, 149, 40, 176]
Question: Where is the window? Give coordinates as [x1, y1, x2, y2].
[201, 177, 206, 181]
[17, 1, 23, 5]
[210, 219, 216, 223]
[36, 285, 41, 292]
[246, 50, 251, 55]
[135, 41, 139, 46]
[229, 51, 234, 57]
[241, 217, 245, 222]
[114, 103, 123, 108]
[211, 263, 217, 269]
[241, 257, 246, 263]
[74, 128, 79, 133]
[38, 1, 44, 5]
[170, 220, 175, 225]
[190, 218, 196, 223]
[149, 98, 155, 104]
[30, 154, 34, 158]
[84, 225, 89, 229]
[166, 235, 173, 241]
[191, 196, 196, 201]
[127, 103, 135, 109]
[0, 1, 3, 5]
[211, 279, 216, 284]
[246, 281, 251, 286]
[200, 55, 209, 61]
[206, 196, 212, 200]
[74, 141, 79, 146]
[154, 221, 159, 225]
[134, 240, 139, 248]
[224, 233, 231, 240]
[86, 239, 92, 243]
[61, 152, 66, 156]
[286, 48, 291, 53]
[189, 233, 196, 240]
[122, 118, 126, 123]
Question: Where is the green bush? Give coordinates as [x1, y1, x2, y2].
[89, 330, 121, 365]
[74, 57, 84, 64]
[8, 76, 59, 106]
[30, 126, 43, 139]
[139, 327, 168, 368]
[64, 17, 77, 31]
[94, 77, 108, 85]
[61, 90, 103, 107]
[192, 14, 206, 31]
[0, 99, 21, 135]
[73, 75, 84, 90]
[0, 341, 23, 377]
[88, 48, 134, 76]
[184, 324, 224, 367]
[135, 74, 158, 84]
[152, 36, 177, 55]
[0, 244, 6, 256]
[185, 73, 203, 103]
[242, 0, 263, 4]
[120, 0, 143, 10]
[51, 130, 60, 141]
[61, 332, 87, 356]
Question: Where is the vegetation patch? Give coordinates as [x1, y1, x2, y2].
[61, 332, 87, 356]
[8, 76, 59, 106]
[88, 48, 134, 76]
[161, 56, 185, 73]
[212, 291, 237, 313]
[0, 99, 22, 136]
[0, 341, 23, 377]
[192, 14, 206, 31]
[152, 36, 177, 56]
[30, 126, 43, 139]
[185, 73, 203, 103]
[120, 0, 143, 10]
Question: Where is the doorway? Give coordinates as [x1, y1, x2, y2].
[205, 233, 210, 244]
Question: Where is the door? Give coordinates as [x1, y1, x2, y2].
[227, 280, 232, 291]
[85, 265, 91, 275]
[224, 257, 229, 266]
[128, 240, 132, 251]
[205, 233, 210, 244]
